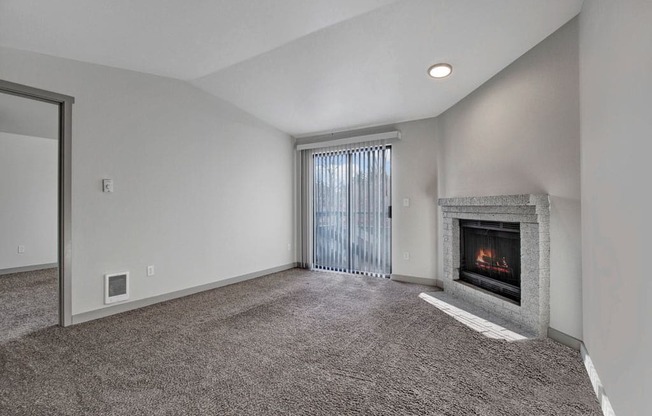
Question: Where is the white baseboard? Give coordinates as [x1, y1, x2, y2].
[71, 263, 298, 325]
[0, 263, 58, 276]
[581, 343, 616, 416]
[390, 274, 439, 287]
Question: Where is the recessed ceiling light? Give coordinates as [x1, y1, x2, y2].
[428, 63, 452, 79]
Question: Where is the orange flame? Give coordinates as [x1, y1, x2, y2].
[476, 248, 494, 264]
[475, 248, 511, 273]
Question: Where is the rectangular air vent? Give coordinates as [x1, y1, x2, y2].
[104, 272, 129, 304]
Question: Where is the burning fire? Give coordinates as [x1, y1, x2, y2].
[475, 249, 512, 274]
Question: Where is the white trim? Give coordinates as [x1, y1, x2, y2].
[72, 263, 298, 324]
[296, 131, 400, 151]
[581, 343, 617, 416]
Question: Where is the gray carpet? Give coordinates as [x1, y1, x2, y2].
[0, 268, 58, 343]
[0, 268, 600, 415]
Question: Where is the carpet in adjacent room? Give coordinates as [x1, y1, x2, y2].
[0, 268, 58, 343]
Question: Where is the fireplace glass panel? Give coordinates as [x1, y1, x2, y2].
[459, 221, 521, 302]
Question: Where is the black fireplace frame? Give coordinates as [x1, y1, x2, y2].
[459, 220, 521, 304]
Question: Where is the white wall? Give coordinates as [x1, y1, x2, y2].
[435, 19, 582, 338]
[579, 1, 652, 414]
[390, 118, 439, 280]
[0, 47, 295, 316]
[0, 132, 58, 270]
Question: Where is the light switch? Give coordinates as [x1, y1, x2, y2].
[403, 198, 410, 207]
[103, 179, 114, 193]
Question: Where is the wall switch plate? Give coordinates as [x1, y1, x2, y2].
[287, 243, 292, 251]
[102, 179, 114, 193]
[18, 245, 25, 254]
[403, 198, 410, 207]
[403, 252, 410, 260]
[146, 265, 155, 276]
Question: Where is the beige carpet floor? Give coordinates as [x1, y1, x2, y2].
[0, 268, 601, 415]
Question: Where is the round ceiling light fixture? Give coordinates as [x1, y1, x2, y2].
[428, 63, 453, 79]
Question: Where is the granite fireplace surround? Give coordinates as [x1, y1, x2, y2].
[438, 195, 550, 337]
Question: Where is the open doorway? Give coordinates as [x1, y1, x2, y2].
[0, 80, 73, 339]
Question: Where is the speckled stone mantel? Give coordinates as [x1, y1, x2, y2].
[438, 194, 550, 337]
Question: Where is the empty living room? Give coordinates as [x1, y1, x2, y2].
[0, 1, 649, 415]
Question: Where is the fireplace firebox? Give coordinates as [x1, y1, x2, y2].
[459, 220, 521, 303]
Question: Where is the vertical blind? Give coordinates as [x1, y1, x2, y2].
[308, 142, 391, 277]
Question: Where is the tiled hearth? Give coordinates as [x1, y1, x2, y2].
[438, 195, 550, 337]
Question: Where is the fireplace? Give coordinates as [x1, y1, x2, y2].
[439, 194, 550, 337]
[459, 220, 521, 303]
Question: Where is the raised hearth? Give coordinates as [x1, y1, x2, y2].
[438, 194, 550, 336]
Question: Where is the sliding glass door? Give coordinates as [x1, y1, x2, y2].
[313, 145, 391, 277]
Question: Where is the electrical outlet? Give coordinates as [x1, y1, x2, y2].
[18, 245, 25, 254]
[403, 252, 410, 260]
[146, 265, 155, 276]
[287, 243, 292, 251]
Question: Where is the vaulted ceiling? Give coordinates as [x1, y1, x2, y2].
[0, 0, 583, 137]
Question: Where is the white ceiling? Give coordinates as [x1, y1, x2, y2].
[0, 0, 583, 137]
[0, 0, 396, 80]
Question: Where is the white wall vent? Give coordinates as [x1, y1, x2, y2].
[104, 272, 129, 304]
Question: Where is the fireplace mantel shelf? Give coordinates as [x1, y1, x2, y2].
[439, 194, 549, 208]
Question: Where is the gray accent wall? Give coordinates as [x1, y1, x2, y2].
[580, 1, 652, 414]
[0, 46, 295, 316]
[435, 18, 582, 339]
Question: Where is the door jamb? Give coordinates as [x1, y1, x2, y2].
[0, 79, 74, 327]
